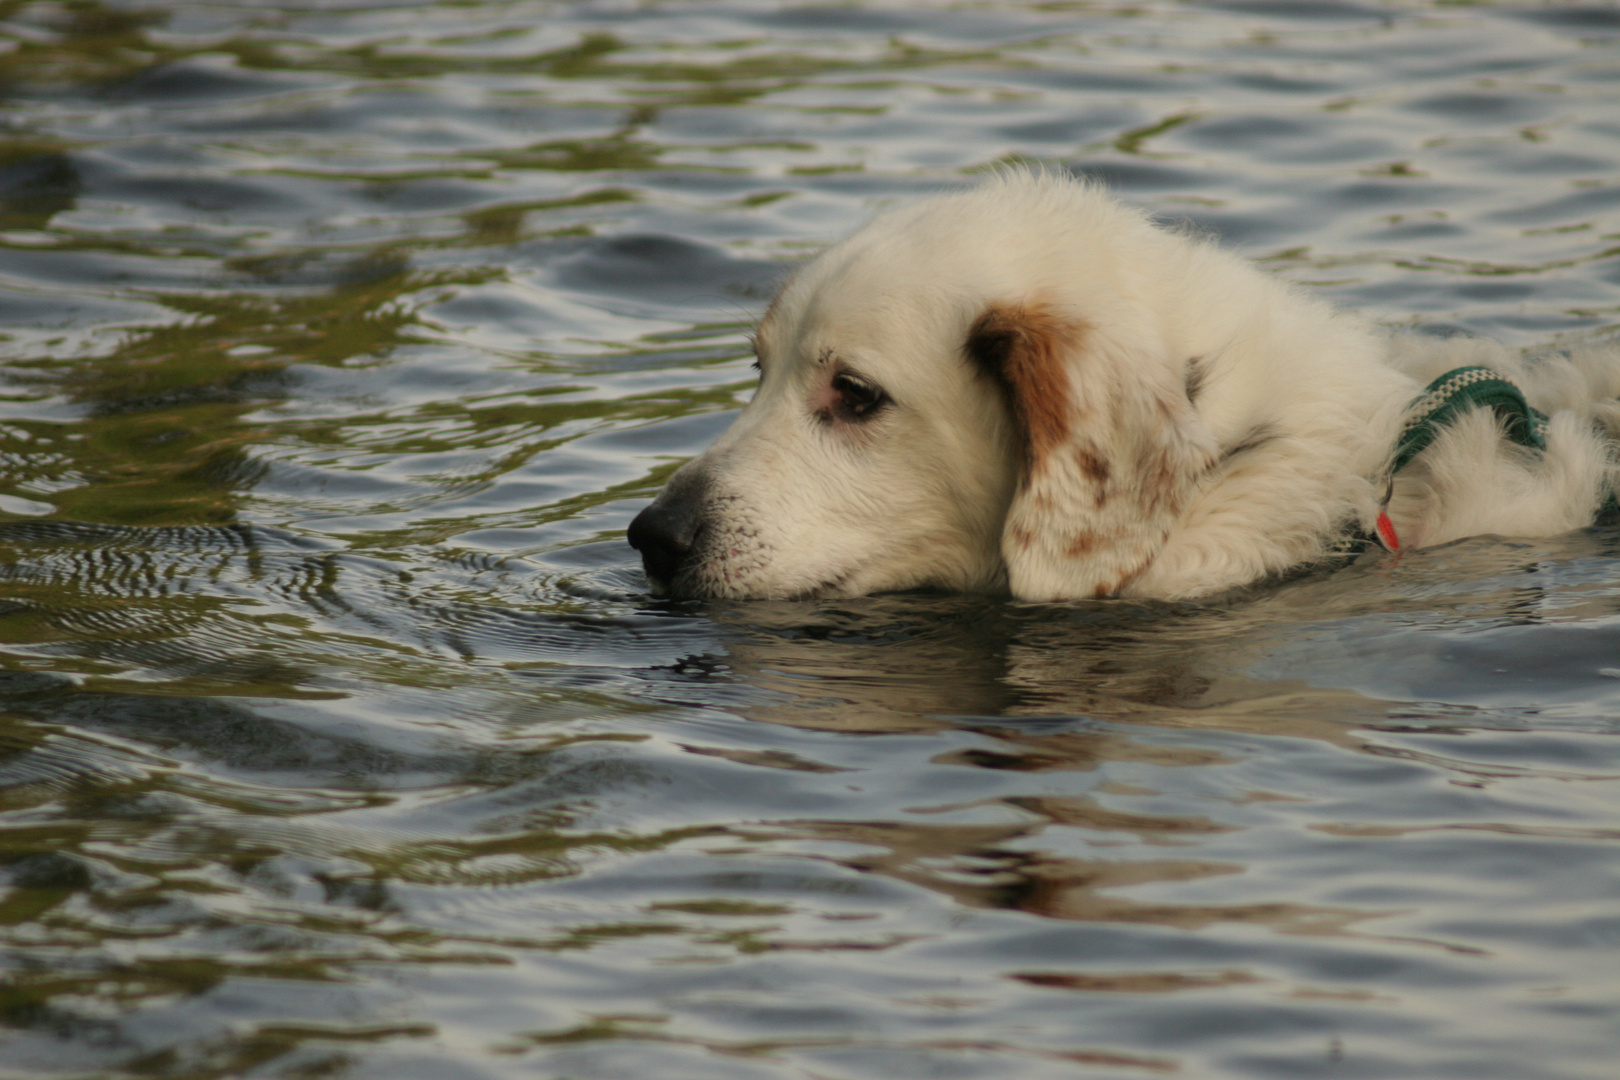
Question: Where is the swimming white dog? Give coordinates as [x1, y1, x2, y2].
[629, 171, 1620, 602]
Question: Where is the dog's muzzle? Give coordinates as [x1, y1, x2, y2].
[627, 471, 710, 592]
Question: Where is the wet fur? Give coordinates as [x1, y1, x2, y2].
[631, 171, 1620, 601]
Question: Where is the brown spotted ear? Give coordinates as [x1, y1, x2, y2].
[965, 300, 1219, 600]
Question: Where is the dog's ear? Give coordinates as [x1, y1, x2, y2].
[965, 300, 1219, 599]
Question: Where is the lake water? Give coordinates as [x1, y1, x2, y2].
[1, 2, 1618, 1077]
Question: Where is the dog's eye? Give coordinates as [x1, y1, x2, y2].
[831, 371, 888, 420]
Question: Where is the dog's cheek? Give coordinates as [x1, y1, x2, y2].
[681, 470, 841, 598]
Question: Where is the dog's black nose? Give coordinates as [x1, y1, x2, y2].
[628, 494, 704, 587]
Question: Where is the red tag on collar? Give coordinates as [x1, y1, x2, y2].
[1375, 509, 1401, 551]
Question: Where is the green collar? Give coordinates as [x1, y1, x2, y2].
[1391, 365, 1548, 475]
[1356, 365, 1551, 553]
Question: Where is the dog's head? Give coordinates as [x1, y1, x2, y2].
[629, 173, 1220, 601]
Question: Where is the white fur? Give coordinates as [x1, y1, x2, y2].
[634, 171, 1620, 601]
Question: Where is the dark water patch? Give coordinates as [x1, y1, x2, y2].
[14, 690, 429, 781]
[547, 233, 783, 309]
[1180, 113, 1318, 150]
[1205, 0, 1391, 21]
[1017, 66, 1193, 95]
[1510, 6, 1620, 33]
[1406, 91, 1555, 125]
[0, 152, 81, 232]
[106, 54, 322, 105]
[1222, 71, 1346, 95]
[994, 105, 1145, 146]
[1486, 182, 1620, 226]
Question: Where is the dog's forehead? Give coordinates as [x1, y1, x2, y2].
[760, 241, 973, 365]
[763, 296, 954, 383]
[758, 182, 1135, 355]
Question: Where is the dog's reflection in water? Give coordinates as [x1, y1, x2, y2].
[661, 591, 1385, 936]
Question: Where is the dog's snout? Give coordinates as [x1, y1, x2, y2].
[628, 500, 700, 584]
[628, 478, 709, 588]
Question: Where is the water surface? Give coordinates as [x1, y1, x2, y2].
[0, 2, 1618, 1078]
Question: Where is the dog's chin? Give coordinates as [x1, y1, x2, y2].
[644, 562, 859, 603]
